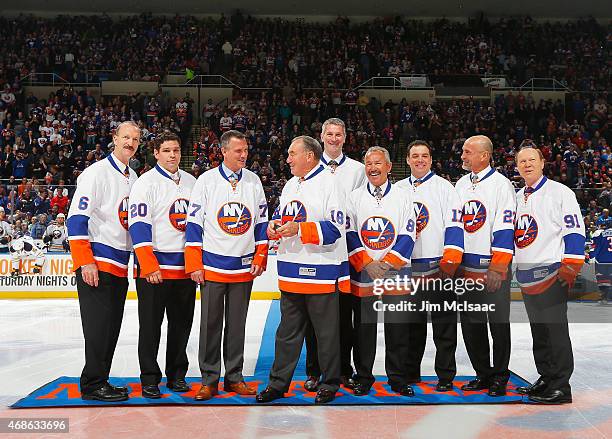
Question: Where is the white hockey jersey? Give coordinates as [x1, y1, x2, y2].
[455, 166, 515, 279]
[272, 164, 349, 294]
[44, 223, 68, 252]
[128, 164, 196, 279]
[396, 171, 464, 276]
[67, 153, 137, 277]
[0, 220, 13, 251]
[320, 152, 367, 197]
[514, 176, 585, 294]
[185, 165, 268, 283]
[346, 180, 416, 296]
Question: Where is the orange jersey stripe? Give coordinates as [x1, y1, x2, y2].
[350, 283, 374, 297]
[490, 251, 512, 278]
[299, 222, 320, 245]
[69, 239, 95, 268]
[381, 252, 405, 270]
[133, 268, 189, 279]
[349, 250, 373, 273]
[338, 278, 350, 293]
[520, 276, 557, 295]
[252, 243, 269, 269]
[184, 246, 203, 274]
[134, 245, 160, 277]
[279, 279, 336, 294]
[96, 260, 128, 277]
[440, 248, 463, 276]
[205, 270, 254, 283]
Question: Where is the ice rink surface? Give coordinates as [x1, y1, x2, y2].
[1, 299, 611, 438]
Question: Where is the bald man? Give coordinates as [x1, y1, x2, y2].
[455, 135, 515, 397]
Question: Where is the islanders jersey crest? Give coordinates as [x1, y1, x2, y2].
[462, 199, 487, 233]
[281, 200, 307, 223]
[217, 202, 252, 236]
[514, 214, 538, 248]
[118, 197, 129, 231]
[360, 216, 396, 250]
[169, 198, 189, 232]
[414, 202, 429, 233]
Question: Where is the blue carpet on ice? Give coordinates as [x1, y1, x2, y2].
[12, 301, 530, 407]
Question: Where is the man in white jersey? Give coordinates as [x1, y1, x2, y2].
[397, 140, 464, 391]
[346, 146, 417, 396]
[514, 147, 584, 404]
[42, 212, 68, 251]
[67, 121, 140, 402]
[257, 135, 347, 404]
[186, 130, 268, 401]
[455, 135, 515, 397]
[304, 118, 366, 392]
[128, 133, 197, 399]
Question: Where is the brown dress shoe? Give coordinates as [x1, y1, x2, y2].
[194, 384, 219, 401]
[224, 381, 256, 395]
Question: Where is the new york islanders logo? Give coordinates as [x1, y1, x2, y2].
[360, 216, 396, 250]
[462, 200, 487, 233]
[281, 200, 307, 223]
[169, 198, 189, 232]
[514, 214, 538, 248]
[118, 197, 129, 230]
[217, 202, 252, 235]
[414, 202, 430, 233]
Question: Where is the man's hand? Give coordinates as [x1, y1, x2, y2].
[191, 269, 205, 284]
[485, 270, 503, 292]
[146, 270, 163, 284]
[250, 263, 264, 277]
[81, 263, 99, 287]
[365, 261, 387, 280]
[267, 220, 281, 239]
[276, 221, 299, 238]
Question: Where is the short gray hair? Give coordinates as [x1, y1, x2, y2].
[293, 135, 322, 161]
[364, 146, 391, 164]
[321, 118, 346, 136]
[220, 130, 247, 150]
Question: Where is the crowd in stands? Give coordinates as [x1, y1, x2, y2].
[0, 12, 610, 245]
[0, 13, 608, 91]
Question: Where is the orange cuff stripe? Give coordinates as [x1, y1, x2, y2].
[350, 284, 374, 297]
[440, 248, 463, 276]
[134, 246, 160, 277]
[299, 222, 320, 245]
[252, 243, 269, 269]
[381, 252, 405, 270]
[278, 279, 336, 294]
[490, 251, 512, 274]
[69, 239, 95, 268]
[349, 251, 374, 272]
[184, 246, 204, 274]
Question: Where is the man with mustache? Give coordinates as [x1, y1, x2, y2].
[67, 121, 140, 402]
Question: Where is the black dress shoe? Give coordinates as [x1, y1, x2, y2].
[142, 384, 161, 399]
[315, 388, 336, 404]
[167, 379, 190, 393]
[352, 383, 371, 396]
[341, 375, 356, 390]
[516, 378, 547, 396]
[303, 376, 320, 392]
[109, 383, 129, 395]
[528, 389, 572, 404]
[82, 384, 128, 402]
[256, 387, 284, 403]
[435, 382, 454, 392]
[487, 380, 507, 397]
[461, 378, 489, 391]
[391, 384, 415, 397]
